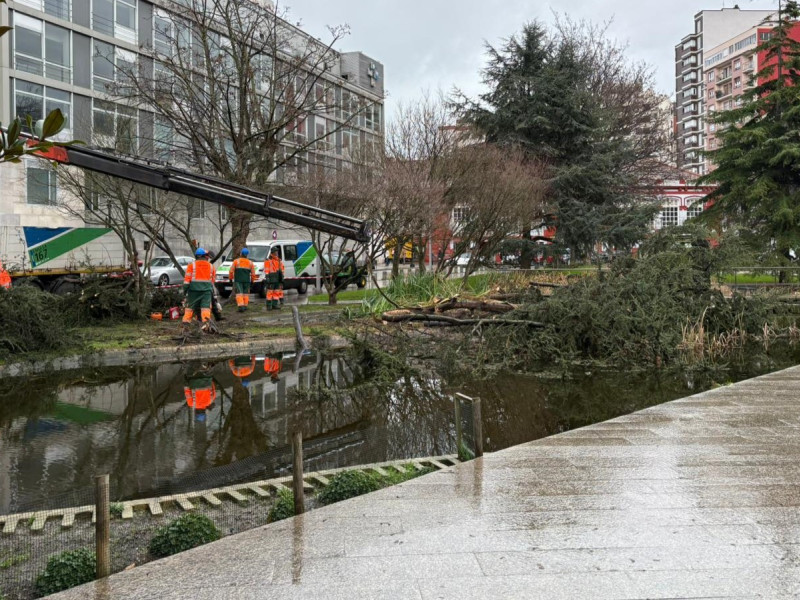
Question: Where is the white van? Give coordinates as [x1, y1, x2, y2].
[215, 240, 319, 298]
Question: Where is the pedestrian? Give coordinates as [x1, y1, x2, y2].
[229, 248, 256, 312]
[183, 248, 216, 327]
[263, 247, 283, 310]
[184, 368, 216, 422]
[0, 260, 11, 291]
[228, 355, 255, 379]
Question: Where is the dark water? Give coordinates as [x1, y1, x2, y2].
[1, 346, 799, 513]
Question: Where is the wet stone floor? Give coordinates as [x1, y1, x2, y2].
[50, 366, 800, 599]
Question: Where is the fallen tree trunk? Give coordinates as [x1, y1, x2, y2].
[432, 299, 516, 314]
[381, 312, 544, 328]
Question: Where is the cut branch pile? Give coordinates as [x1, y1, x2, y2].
[380, 296, 543, 328]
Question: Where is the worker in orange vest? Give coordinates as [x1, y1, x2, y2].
[0, 260, 11, 291]
[183, 248, 216, 324]
[184, 371, 216, 422]
[228, 355, 256, 379]
[229, 248, 256, 312]
[264, 355, 282, 381]
[263, 247, 283, 310]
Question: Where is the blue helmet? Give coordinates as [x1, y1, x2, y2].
[195, 247, 207, 257]
[195, 412, 207, 423]
[241, 380, 250, 388]
[241, 248, 250, 256]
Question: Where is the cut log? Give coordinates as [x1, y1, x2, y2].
[381, 312, 544, 328]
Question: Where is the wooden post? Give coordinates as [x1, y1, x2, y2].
[291, 306, 309, 350]
[95, 474, 111, 579]
[472, 398, 483, 458]
[454, 393, 466, 456]
[291, 431, 305, 515]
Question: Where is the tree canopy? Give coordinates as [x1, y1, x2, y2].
[455, 19, 668, 257]
[700, 1, 800, 259]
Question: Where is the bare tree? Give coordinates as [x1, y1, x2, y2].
[104, 0, 376, 257]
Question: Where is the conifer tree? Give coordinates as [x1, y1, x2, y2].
[701, 1, 800, 258]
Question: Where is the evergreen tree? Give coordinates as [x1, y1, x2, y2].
[701, 1, 800, 259]
[456, 20, 667, 258]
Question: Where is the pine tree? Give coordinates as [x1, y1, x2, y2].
[701, 1, 800, 258]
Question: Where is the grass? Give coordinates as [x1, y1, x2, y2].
[0, 552, 30, 570]
[718, 272, 784, 284]
[308, 289, 378, 303]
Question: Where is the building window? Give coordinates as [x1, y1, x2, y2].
[708, 89, 714, 98]
[93, 0, 136, 43]
[687, 201, 704, 220]
[734, 77, 741, 88]
[660, 206, 679, 228]
[342, 127, 359, 156]
[154, 116, 174, 161]
[734, 59, 741, 70]
[13, 81, 72, 132]
[153, 13, 173, 55]
[93, 40, 114, 92]
[760, 32, 772, 41]
[707, 71, 715, 81]
[27, 165, 58, 205]
[14, 0, 70, 19]
[92, 99, 138, 152]
[13, 15, 72, 83]
[452, 206, 469, 226]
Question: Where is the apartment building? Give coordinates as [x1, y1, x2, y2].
[0, 0, 384, 252]
[674, 7, 773, 176]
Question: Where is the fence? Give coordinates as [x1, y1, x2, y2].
[0, 393, 483, 600]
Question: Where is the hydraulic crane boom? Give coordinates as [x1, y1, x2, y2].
[33, 143, 371, 243]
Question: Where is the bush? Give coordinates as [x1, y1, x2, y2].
[0, 286, 74, 358]
[73, 277, 147, 323]
[316, 470, 381, 506]
[148, 513, 221, 558]
[35, 548, 96, 596]
[149, 287, 184, 314]
[268, 488, 295, 522]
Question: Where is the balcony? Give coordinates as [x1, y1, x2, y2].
[682, 56, 699, 68]
[715, 87, 732, 100]
[683, 72, 699, 83]
[717, 71, 732, 84]
[684, 119, 699, 132]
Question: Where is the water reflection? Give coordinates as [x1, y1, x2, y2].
[1, 344, 798, 513]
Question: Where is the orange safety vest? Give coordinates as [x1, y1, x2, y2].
[229, 257, 257, 282]
[184, 260, 215, 284]
[263, 256, 283, 275]
[0, 262, 10, 290]
[184, 382, 216, 411]
[264, 357, 281, 378]
[229, 357, 256, 378]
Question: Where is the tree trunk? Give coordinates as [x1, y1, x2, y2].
[392, 255, 400, 280]
[230, 210, 253, 257]
[328, 290, 338, 305]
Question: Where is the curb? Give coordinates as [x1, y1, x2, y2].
[0, 335, 349, 378]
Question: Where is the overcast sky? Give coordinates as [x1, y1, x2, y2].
[284, 0, 778, 118]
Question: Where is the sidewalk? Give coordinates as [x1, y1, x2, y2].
[50, 365, 800, 599]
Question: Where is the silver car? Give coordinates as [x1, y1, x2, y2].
[144, 256, 194, 286]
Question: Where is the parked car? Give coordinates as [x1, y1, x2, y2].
[455, 253, 471, 267]
[143, 256, 194, 286]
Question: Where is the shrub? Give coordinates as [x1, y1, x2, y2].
[268, 488, 295, 522]
[0, 287, 73, 357]
[149, 287, 184, 314]
[316, 470, 381, 506]
[148, 513, 221, 558]
[35, 548, 96, 596]
[109, 502, 124, 518]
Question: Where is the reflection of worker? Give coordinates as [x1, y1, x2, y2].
[264, 355, 282, 382]
[0, 261, 11, 290]
[228, 355, 256, 379]
[183, 248, 216, 325]
[263, 248, 283, 310]
[229, 248, 256, 312]
[184, 370, 217, 422]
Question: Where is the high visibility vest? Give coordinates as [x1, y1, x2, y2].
[184, 260, 215, 291]
[229, 357, 255, 378]
[263, 256, 283, 283]
[184, 382, 216, 410]
[230, 257, 256, 283]
[0, 264, 10, 290]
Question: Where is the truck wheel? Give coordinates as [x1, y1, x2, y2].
[218, 285, 232, 299]
[157, 274, 169, 287]
[52, 277, 81, 296]
[297, 280, 308, 295]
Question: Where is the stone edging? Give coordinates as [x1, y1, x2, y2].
[0, 335, 349, 378]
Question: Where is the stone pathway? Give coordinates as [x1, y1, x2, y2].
[50, 365, 800, 599]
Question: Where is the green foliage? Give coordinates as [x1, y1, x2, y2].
[109, 502, 124, 518]
[74, 277, 147, 322]
[701, 1, 800, 260]
[35, 548, 96, 596]
[316, 470, 381, 505]
[0, 552, 29, 569]
[483, 243, 781, 368]
[457, 20, 664, 256]
[0, 286, 74, 357]
[148, 513, 221, 558]
[149, 286, 184, 314]
[268, 488, 295, 522]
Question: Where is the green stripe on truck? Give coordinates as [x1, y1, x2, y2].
[28, 228, 111, 267]
[293, 245, 317, 275]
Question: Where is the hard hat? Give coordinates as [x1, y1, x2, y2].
[270, 246, 279, 254]
[241, 248, 250, 256]
[195, 247, 207, 257]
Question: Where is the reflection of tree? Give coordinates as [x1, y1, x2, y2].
[213, 379, 268, 466]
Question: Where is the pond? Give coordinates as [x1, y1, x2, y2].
[2, 344, 799, 514]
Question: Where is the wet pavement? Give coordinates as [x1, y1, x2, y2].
[49, 365, 800, 599]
